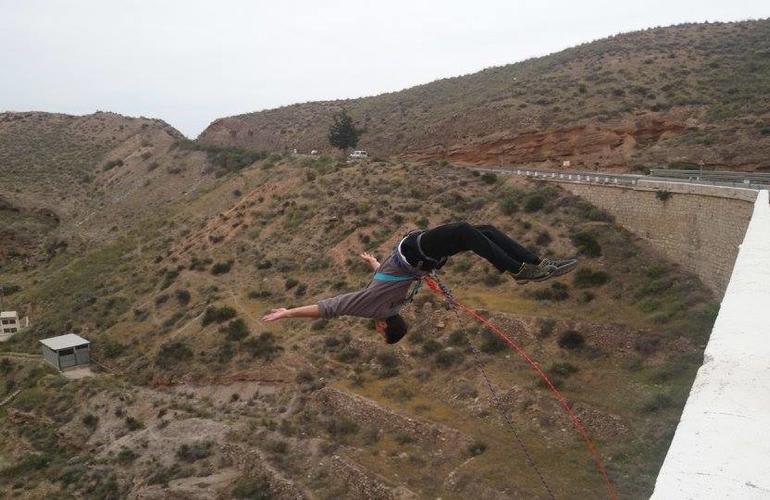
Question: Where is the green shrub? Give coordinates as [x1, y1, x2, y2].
[447, 329, 467, 346]
[326, 417, 358, 438]
[211, 261, 233, 275]
[655, 190, 672, 201]
[103, 339, 127, 358]
[82, 414, 99, 430]
[116, 447, 139, 464]
[232, 474, 273, 500]
[284, 278, 299, 290]
[155, 341, 193, 368]
[0, 284, 21, 295]
[499, 195, 519, 215]
[266, 439, 288, 454]
[377, 351, 400, 378]
[548, 362, 579, 377]
[535, 231, 552, 246]
[336, 346, 360, 363]
[102, 159, 124, 171]
[468, 441, 488, 456]
[435, 349, 463, 368]
[642, 392, 675, 413]
[480, 172, 498, 184]
[394, 432, 414, 444]
[160, 269, 179, 290]
[125, 416, 144, 431]
[242, 332, 282, 361]
[175, 140, 267, 176]
[1, 453, 50, 479]
[573, 269, 610, 288]
[175, 289, 191, 305]
[532, 282, 570, 301]
[221, 318, 249, 342]
[422, 339, 442, 355]
[523, 194, 546, 212]
[634, 336, 661, 355]
[570, 231, 602, 257]
[202, 306, 236, 326]
[482, 273, 503, 287]
[565, 198, 613, 222]
[480, 330, 507, 353]
[538, 318, 556, 338]
[557, 330, 585, 350]
[176, 441, 212, 463]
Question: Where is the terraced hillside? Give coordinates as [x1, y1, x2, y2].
[1, 135, 718, 498]
[199, 19, 770, 172]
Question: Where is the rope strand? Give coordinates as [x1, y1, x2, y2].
[423, 275, 618, 500]
[448, 304, 556, 499]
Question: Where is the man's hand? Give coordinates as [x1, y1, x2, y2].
[360, 251, 380, 271]
[262, 308, 288, 322]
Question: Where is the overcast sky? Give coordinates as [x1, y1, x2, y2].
[1, 1, 769, 137]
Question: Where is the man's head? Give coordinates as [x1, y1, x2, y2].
[375, 314, 408, 344]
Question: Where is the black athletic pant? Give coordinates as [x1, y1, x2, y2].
[405, 222, 540, 273]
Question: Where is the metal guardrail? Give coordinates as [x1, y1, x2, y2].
[649, 169, 770, 183]
[476, 165, 767, 191]
[648, 169, 770, 189]
[475, 166, 642, 186]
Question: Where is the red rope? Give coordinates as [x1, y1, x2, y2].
[423, 276, 618, 500]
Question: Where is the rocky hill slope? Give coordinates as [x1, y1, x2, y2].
[199, 19, 770, 172]
[1, 116, 718, 498]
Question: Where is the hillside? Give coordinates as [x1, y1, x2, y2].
[199, 19, 770, 172]
[1, 128, 718, 498]
[0, 111, 233, 266]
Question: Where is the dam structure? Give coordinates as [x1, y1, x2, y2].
[651, 189, 770, 498]
[483, 166, 770, 497]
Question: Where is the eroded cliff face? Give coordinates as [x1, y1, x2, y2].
[412, 118, 691, 170]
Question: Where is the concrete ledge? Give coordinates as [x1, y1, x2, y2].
[652, 190, 770, 499]
[636, 179, 759, 202]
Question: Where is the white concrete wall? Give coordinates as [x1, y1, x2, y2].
[652, 190, 770, 499]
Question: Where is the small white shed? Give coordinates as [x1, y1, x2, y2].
[40, 334, 91, 370]
[1, 311, 20, 335]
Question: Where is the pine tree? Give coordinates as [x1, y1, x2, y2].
[328, 110, 361, 152]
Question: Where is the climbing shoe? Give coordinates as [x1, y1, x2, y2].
[513, 262, 556, 283]
[540, 257, 578, 277]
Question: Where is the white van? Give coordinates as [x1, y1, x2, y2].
[349, 150, 368, 159]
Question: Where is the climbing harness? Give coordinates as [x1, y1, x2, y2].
[372, 272, 415, 282]
[422, 274, 619, 500]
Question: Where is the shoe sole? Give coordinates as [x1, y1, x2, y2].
[550, 260, 578, 277]
[516, 261, 577, 284]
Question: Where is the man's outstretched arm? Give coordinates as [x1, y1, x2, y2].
[360, 252, 380, 271]
[262, 305, 321, 322]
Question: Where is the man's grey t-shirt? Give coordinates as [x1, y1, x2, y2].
[318, 251, 422, 319]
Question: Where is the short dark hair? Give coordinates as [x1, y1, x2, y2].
[384, 315, 408, 344]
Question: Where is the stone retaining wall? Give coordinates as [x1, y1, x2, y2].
[555, 181, 757, 298]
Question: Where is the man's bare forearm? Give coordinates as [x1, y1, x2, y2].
[262, 304, 321, 322]
[284, 305, 321, 318]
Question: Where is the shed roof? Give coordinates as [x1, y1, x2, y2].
[40, 334, 90, 351]
[0, 311, 18, 318]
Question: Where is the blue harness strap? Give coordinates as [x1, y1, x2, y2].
[373, 272, 416, 282]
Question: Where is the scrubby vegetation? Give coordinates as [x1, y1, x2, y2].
[0, 124, 721, 498]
